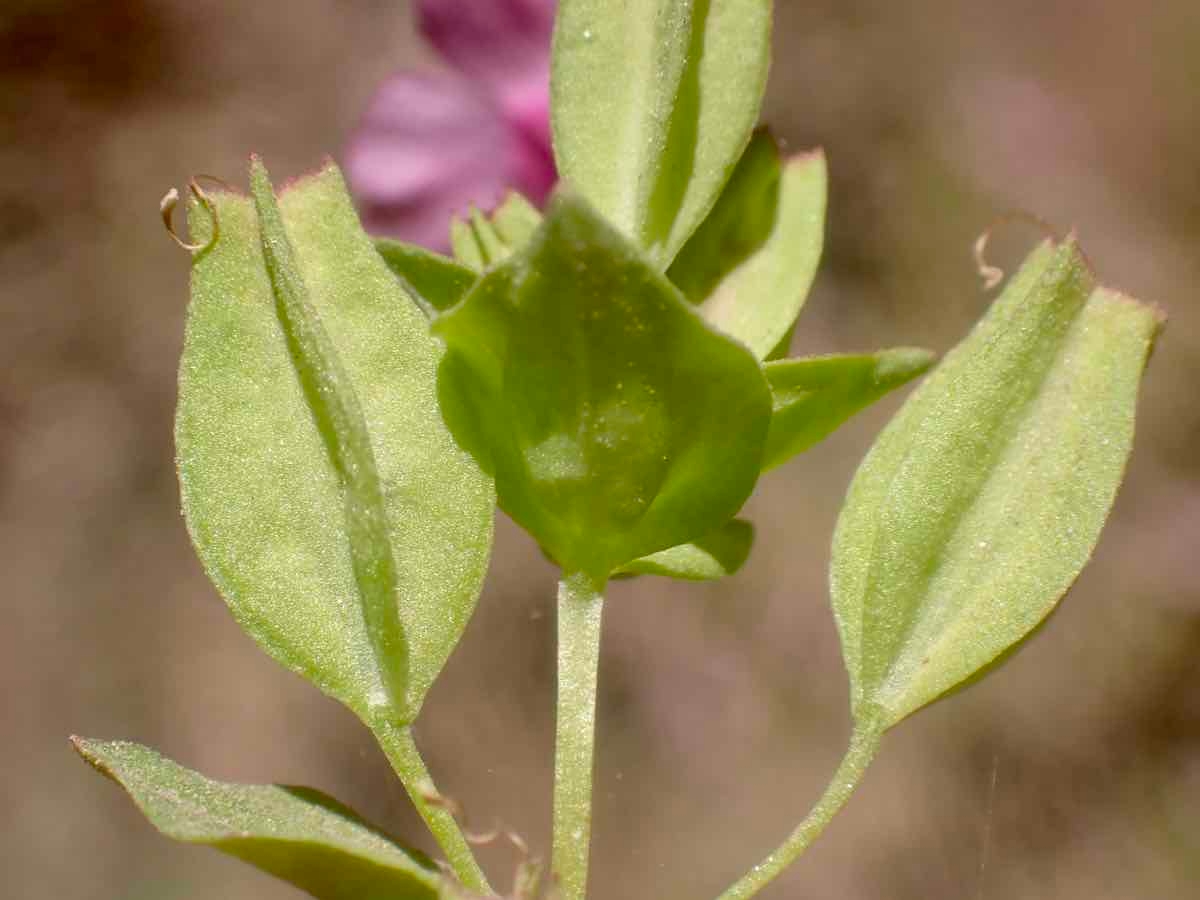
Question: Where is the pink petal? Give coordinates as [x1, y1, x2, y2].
[417, 0, 555, 119]
[345, 71, 548, 250]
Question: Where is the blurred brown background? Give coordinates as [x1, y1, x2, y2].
[3, 1, 1198, 897]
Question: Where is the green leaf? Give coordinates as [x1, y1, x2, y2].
[449, 215, 486, 271]
[615, 518, 754, 580]
[551, 0, 772, 268]
[762, 348, 934, 471]
[72, 738, 444, 900]
[433, 189, 772, 580]
[667, 131, 782, 306]
[177, 160, 494, 727]
[449, 193, 544, 273]
[489, 191, 543, 249]
[830, 239, 1162, 731]
[670, 136, 828, 359]
[374, 239, 476, 315]
[247, 158, 409, 721]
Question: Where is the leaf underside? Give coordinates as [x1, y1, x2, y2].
[72, 738, 444, 900]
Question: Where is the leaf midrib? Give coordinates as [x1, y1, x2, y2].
[853, 257, 1088, 719]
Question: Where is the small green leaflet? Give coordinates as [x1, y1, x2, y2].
[762, 349, 934, 472]
[551, 0, 772, 268]
[177, 161, 493, 728]
[830, 238, 1162, 731]
[490, 192, 542, 249]
[670, 134, 827, 359]
[72, 738, 445, 900]
[374, 239, 476, 315]
[450, 192, 544, 271]
[615, 519, 754, 580]
[434, 189, 771, 580]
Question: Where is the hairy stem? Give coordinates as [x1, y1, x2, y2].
[552, 572, 606, 900]
[717, 724, 883, 900]
[375, 720, 491, 894]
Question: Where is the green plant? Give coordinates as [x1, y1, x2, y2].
[74, 2, 1162, 898]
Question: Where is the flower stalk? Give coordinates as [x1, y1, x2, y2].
[551, 572, 606, 900]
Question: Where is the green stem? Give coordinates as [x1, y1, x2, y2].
[375, 720, 492, 894]
[552, 572, 606, 900]
[717, 724, 883, 900]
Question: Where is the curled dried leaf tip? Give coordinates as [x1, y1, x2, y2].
[419, 785, 499, 845]
[160, 178, 226, 253]
[420, 784, 551, 900]
[972, 230, 1005, 290]
[973, 211, 1062, 291]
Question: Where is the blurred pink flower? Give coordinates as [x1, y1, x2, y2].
[346, 0, 557, 250]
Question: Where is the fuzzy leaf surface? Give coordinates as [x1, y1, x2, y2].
[73, 738, 444, 900]
[177, 162, 493, 726]
[670, 135, 827, 358]
[551, 0, 772, 268]
[434, 189, 771, 579]
[762, 348, 934, 471]
[830, 240, 1162, 729]
[248, 159, 409, 719]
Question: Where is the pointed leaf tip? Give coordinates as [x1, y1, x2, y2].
[762, 348, 935, 472]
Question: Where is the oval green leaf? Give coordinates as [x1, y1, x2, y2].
[433, 189, 772, 580]
[551, 0, 772, 268]
[670, 135, 828, 359]
[830, 239, 1162, 730]
[762, 348, 934, 471]
[72, 738, 444, 900]
[177, 161, 494, 726]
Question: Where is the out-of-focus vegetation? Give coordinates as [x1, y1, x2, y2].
[2, 1, 1197, 897]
